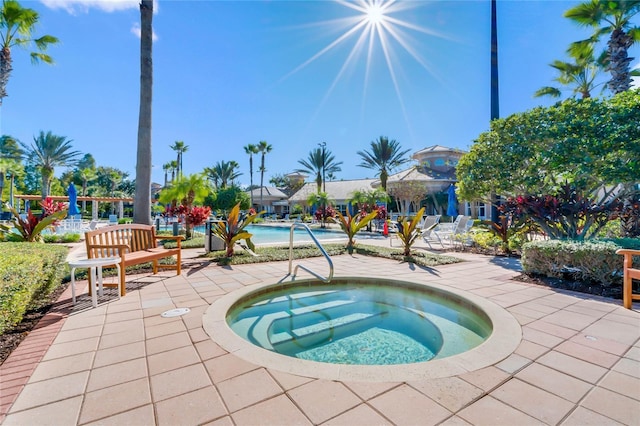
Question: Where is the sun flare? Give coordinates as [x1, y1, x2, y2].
[366, 4, 385, 25]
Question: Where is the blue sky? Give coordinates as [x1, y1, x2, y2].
[4, 0, 639, 187]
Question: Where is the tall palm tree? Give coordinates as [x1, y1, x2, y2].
[79, 167, 97, 213]
[169, 160, 178, 183]
[204, 160, 242, 189]
[0, 134, 20, 200]
[133, 0, 153, 225]
[257, 140, 272, 210]
[565, 0, 640, 94]
[21, 130, 80, 199]
[0, 0, 58, 106]
[296, 147, 343, 193]
[158, 173, 210, 239]
[243, 143, 258, 206]
[162, 162, 171, 187]
[357, 136, 409, 192]
[535, 44, 604, 99]
[170, 140, 188, 178]
[107, 169, 123, 214]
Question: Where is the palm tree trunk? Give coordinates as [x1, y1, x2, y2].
[607, 29, 634, 94]
[0, 47, 13, 104]
[249, 156, 254, 207]
[133, 0, 153, 225]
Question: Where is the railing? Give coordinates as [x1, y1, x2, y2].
[288, 223, 334, 283]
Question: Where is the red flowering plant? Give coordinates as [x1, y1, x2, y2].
[186, 206, 211, 229]
[0, 200, 67, 242]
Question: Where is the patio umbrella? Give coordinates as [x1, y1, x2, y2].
[68, 183, 80, 216]
[446, 184, 458, 218]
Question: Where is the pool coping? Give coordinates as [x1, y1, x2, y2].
[203, 277, 522, 382]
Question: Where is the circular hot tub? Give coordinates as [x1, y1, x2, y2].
[203, 277, 521, 382]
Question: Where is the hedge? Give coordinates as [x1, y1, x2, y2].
[0, 243, 68, 334]
[521, 238, 640, 287]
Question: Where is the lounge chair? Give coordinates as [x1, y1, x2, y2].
[420, 215, 443, 248]
[435, 215, 472, 247]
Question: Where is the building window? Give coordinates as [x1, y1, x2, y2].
[434, 158, 445, 166]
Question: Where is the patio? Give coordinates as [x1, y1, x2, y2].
[1, 239, 639, 425]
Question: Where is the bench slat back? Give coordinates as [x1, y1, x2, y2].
[85, 224, 158, 258]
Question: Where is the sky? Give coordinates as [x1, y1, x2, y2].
[3, 0, 639, 189]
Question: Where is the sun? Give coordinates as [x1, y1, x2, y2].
[366, 3, 385, 25]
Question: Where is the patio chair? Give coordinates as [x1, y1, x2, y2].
[435, 215, 471, 247]
[420, 215, 443, 249]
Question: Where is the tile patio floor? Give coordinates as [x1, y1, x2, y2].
[1, 240, 639, 425]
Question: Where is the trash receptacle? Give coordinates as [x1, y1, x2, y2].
[205, 219, 226, 252]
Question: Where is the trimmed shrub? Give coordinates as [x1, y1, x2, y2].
[521, 239, 639, 287]
[0, 243, 67, 334]
[43, 233, 81, 244]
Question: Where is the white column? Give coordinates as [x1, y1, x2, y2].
[118, 201, 124, 219]
[92, 200, 98, 220]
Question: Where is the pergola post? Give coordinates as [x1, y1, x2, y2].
[118, 201, 124, 219]
[92, 201, 98, 220]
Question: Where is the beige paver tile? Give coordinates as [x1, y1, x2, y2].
[103, 310, 143, 325]
[150, 363, 212, 402]
[231, 394, 311, 425]
[202, 415, 234, 426]
[82, 404, 155, 426]
[538, 351, 608, 384]
[101, 318, 144, 336]
[555, 340, 620, 368]
[86, 357, 148, 392]
[438, 416, 473, 426]
[147, 345, 201, 376]
[458, 395, 542, 425]
[496, 353, 531, 374]
[29, 351, 94, 383]
[527, 319, 579, 338]
[188, 326, 210, 343]
[459, 366, 510, 392]
[580, 386, 640, 425]
[322, 403, 392, 425]
[92, 341, 145, 368]
[612, 357, 640, 379]
[204, 353, 259, 383]
[516, 362, 592, 403]
[491, 378, 574, 424]
[582, 319, 640, 346]
[268, 370, 315, 391]
[79, 378, 152, 424]
[409, 377, 484, 412]
[343, 381, 400, 401]
[9, 371, 89, 412]
[98, 328, 145, 350]
[522, 326, 564, 348]
[155, 386, 227, 425]
[625, 346, 640, 362]
[145, 331, 193, 355]
[54, 325, 104, 343]
[514, 339, 549, 360]
[368, 384, 451, 426]
[570, 332, 631, 356]
[194, 339, 227, 361]
[41, 337, 99, 361]
[3, 395, 82, 426]
[599, 370, 640, 400]
[217, 369, 283, 413]
[288, 380, 361, 424]
[561, 406, 625, 425]
[144, 319, 187, 339]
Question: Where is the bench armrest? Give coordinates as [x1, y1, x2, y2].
[616, 249, 640, 256]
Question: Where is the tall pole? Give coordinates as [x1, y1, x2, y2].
[319, 142, 326, 193]
[490, 0, 500, 223]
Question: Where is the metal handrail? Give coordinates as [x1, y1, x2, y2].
[288, 223, 334, 283]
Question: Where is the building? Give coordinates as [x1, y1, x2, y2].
[288, 179, 378, 214]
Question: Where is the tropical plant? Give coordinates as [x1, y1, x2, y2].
[349, 188, 389, 231]
[78, 167, 96, 213]
[162, 162, 171, 187]
[0, 201, 66, 242]
[0, 0, 58, 105]
[211, 202, 263, 257]
[204, 160, 241, 189]
[565, 0, 640, 94]
[244, 143, 258, 206]
[158, 173, 211, 239]
[170, 140, 189, 178]
[306, 191, 334, 228]
[257, 140, 272, 210]
[333, 210, 379, 253]
[357, 136, 410, 191]
[21, 131, 80, 199]
[534, 43, 605, 99]
[296, 146, 343, 193]
[133, 0, 153, 225]
[395, 207, 425, 256]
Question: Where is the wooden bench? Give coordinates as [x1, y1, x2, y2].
[616, 249, 640, 309]
[85, 224, 183, 296]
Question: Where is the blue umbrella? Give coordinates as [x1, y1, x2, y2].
[68, 183, 80, 216]
[446, 184, 458, 217]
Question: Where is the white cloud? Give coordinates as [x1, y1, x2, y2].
[40, 0, 158, 15]
[131, 22, 158, 42]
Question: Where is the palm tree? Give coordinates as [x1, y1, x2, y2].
[170, 140, 189, 178]
[204, 160, 242, 189]
[169, 160, 178, 183]
[133, 0, 153, 225]
[0, 134, 20, 200]
[244, 143, 258, 206]
[565, 0, 640, 94]
[162, 162, 171, 187]
[296, 147, 343, 193]
[107, 169, 123, 214]
[21, 131, 80, 198]
[79, 167, 97, 213]
[0, 0, 58, 106]
[158, 173, 210, 239]
[534, 44, 604, 99]
[257, 140, 272, 211]
[357, 136, 410, 192]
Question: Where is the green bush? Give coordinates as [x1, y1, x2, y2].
[521, 239, 639, 287]
[43, 233, 81, 244]
[118, 218, 133, 224]
[0, 243, 67, 334]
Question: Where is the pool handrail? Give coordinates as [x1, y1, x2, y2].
[288, 223, 334, 283]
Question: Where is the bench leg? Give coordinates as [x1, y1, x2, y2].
[624, 272, 632, 309]
[176, 252, 181, 276]
[120, 261, 127, 297]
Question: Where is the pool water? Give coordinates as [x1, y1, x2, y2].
[227, 281, 492, 365]
[193, 224, 357, 245]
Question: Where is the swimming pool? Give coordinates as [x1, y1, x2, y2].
[203, 277, 522, 382]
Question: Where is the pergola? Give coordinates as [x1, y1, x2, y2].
[13, 195, 134, 221]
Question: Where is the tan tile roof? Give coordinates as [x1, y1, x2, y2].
[288, 179, 378, 203]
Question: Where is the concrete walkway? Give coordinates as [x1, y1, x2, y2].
[1, 240, 638, 425]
